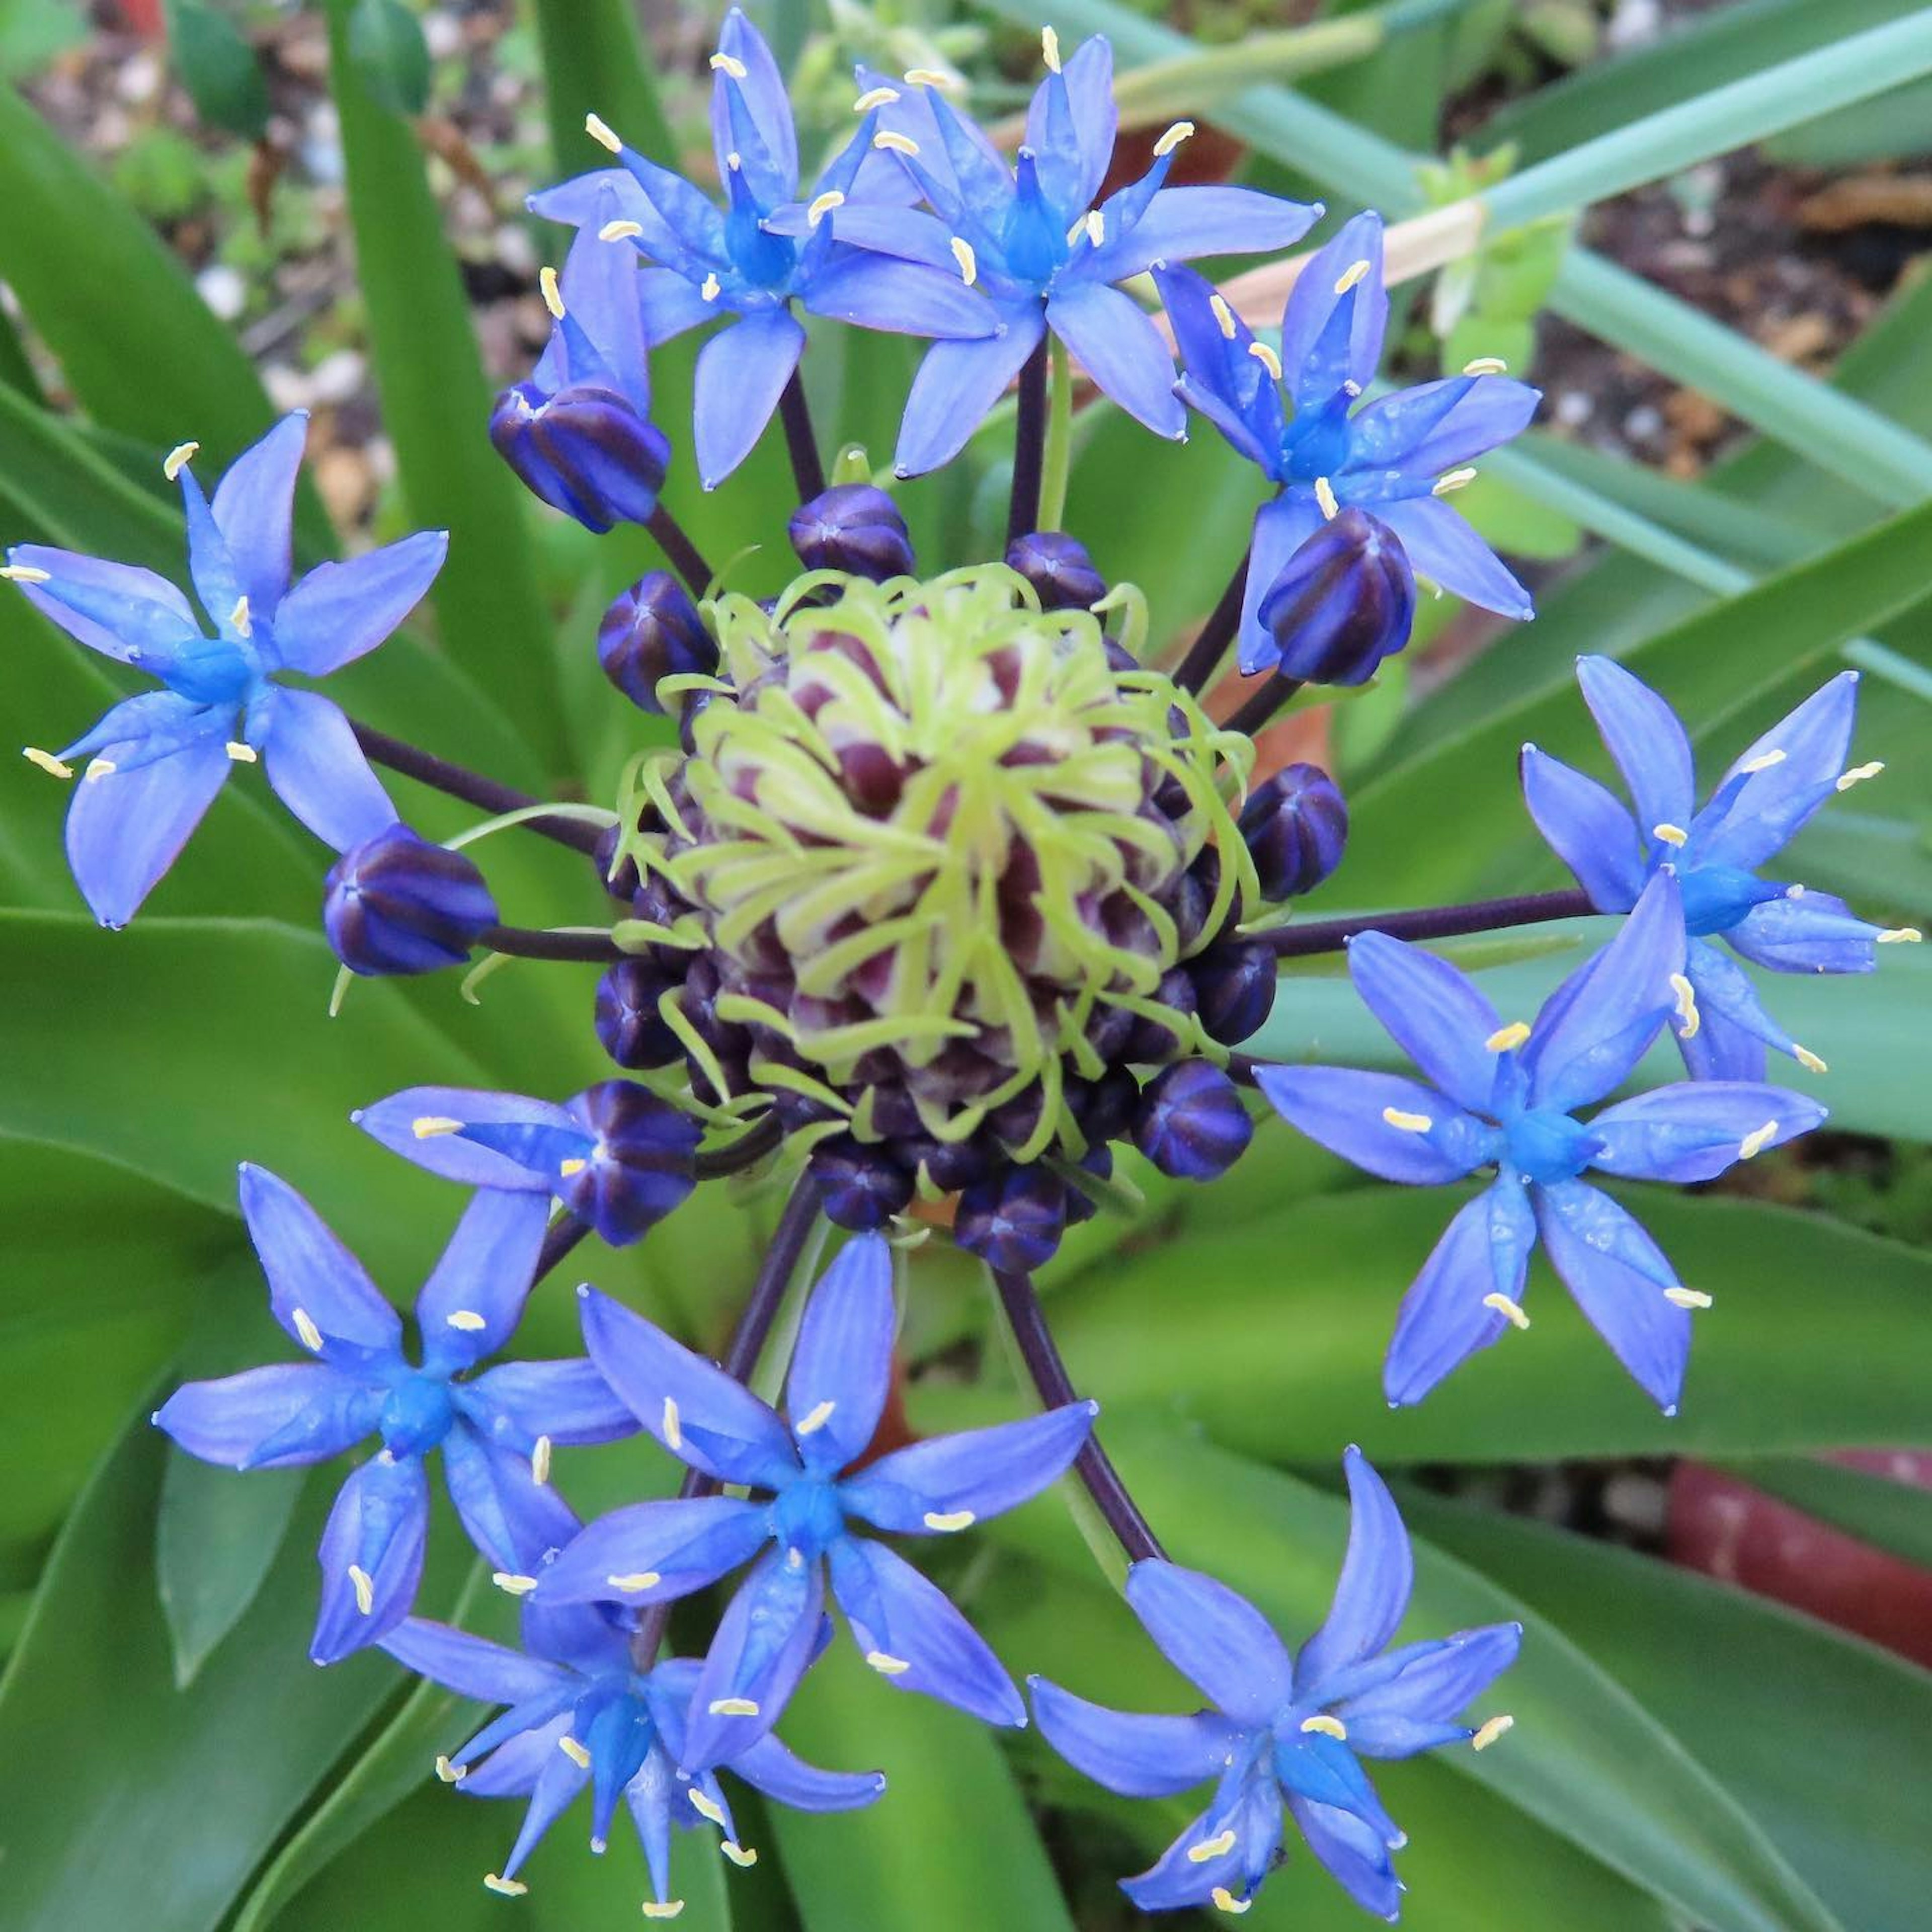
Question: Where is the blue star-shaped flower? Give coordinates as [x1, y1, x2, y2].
[8, 414, 445, 926]
[1156, 212, 1539, 675]
[1256, 874, 1826, 1410]
[354, 1079, 701, 1247]
[847, 32, 1320, 475]
[533, 1232, 1097, 1761]
[153, 1165, 635, 1661]
[529, 9, 995, 490]
[1032, 1450, 1520, 1920]
[384, 1597, 882, 1911]
[1523, 656, 1919, 1080]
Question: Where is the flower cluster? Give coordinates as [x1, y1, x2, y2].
[10, 9, 1912, 1922]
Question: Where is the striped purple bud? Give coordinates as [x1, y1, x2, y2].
[598, 572, 716, 713]
[1006, 530, 1106, 611]
[1258, 507, 1414, 686]
[322, 825, 497, 977]
[490, 381, 670, 535]
[1240, 763, 1348, 901]
[788, 485, 915, 582]
[1133, 1062, 1253, 1181]
[595, 957, 686, 1069]
[954, 1164, 1068, 1273]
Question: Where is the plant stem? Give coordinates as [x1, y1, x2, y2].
[350, 720, 605, 855]
[1038, 336, 1075, 534]
[778, 368, 827, 505]
[481, 924, 622, 962]
[992, 1268, 1164, 1565]
[1224, 673, 1305, 739]
[535, 1214, 590, 1284]
[1265, 886, 1594, 957]
[1172, 548, 1250, 696]
[646, 503, 715, 599]
[1007, 335, 1051, 549]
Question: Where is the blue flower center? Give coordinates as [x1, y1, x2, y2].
[378, 1374, 456, 1459]
[1502, 1106, 1601, 1185]
[1279, 391, 1355, 484]
[770, 1475, 846, 1559]
[1002, 148, 1070, 288]
[163, 634, 262, 709]
[722, 164, 796, 291]
[577, 1679, 662, 1793]
[1677, 861, 1782, 938]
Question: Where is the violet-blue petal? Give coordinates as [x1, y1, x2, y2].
[711, 9, 796, 199]
[442, 1422, 579, 1573]
[268, 529, 448, 676]
[547, 205, 651, 412]
[209, 413, 308, 617]
[1679, 997, 1771, 1083]
[1119, 1802, 1249, 1913]
[179, 463, 247, 636]
[381, 1614, 573, 1705]
[154, 1362, 376, 1470]
[1238, 493, 1326, 674]
[1384, 1180, 1536, 1408]
[1124, 1559, 1292, 1725]
[1337, 1623, 1521, 1757]
[895, 311, 1047, 477]
[63, 733, 232, 929]
[840, 1400, 1097, 1534]
[1348, 375, 1540, 477]
[498, 1745, 592, 1883]
[808, 201, 957, 268]
[728, 1731, 887, 1812]
[352, 1085, 575, 1191]
[311, 1451, 429, 1661]
[1575, 655, 1696, 833]
[1024, 34, 1115, 212]
[240, 1162, 402, 1356]
[637, 266, 717, 346]
[1045, 281, 1184, 438]
[462, 1358, 640, 1449]
[1376, 495, 1533, 620]
[1726, 889, 1883, 975]
[784, 1231, 895, 1475]
[1696, 675, 1862, 872]
[1029, 1679, 1234, 1797]
[1290, 1796, 1403, 1921]
[1255, 1065, 1489, 1185]
[1274, 1729, 1402, 1845]
[1681, 939, 1795, 1074]
[1298, 1448, 1413, 1692]
[7, 544, 204, 669]
[1157, 264, 1282, 471]
[578, 1285, 799, 1488]
[804, 252, 995, 340]
[535, 1495, 771, 1605]
[1085, 186, 1318, 285]
[1520, 744, 1645, 912]
[693, 309, 806, 491]
[1278, 211, 1387, 411]
[685, 1543, 825, 1762]
[417, 1187, 550, 1373]
[254, 686, 397, 852]
[1537, 1177, 1692, 1413]
[1589, 1082, 1825, 1183]
[1346, 931, 1506, 1114]
[827, 1535, 1023, 1725]
[457, 1713, 571, 1800]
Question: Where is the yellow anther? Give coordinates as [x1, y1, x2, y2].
[1665, 1286, 1712, 1310]
[1738, 1120, 1779, 1161]
[700, 273, 722, 302]
[163, 441, 200, 480]
[585, 112, 621, 151]
[807, 189, 846, 228]
[872, 130, 920, 156]
[1486, 1021, 1531, 1054]
[865, 1650, 912, 1676]
[1209, 293, 1237, 340]
[484, 1873, 529, 1896]
[1652, 822, 1688, 846]
[1300, 1714, 1348, 1740]
[539, 266, 565, 319]
[414, 1116, 463, 1138]
[83, 757, 119, 782]
[292, 1307, 325, 1352]
[641, 1904, 685, 1921]
[1153, 119, 1195, 157]
[559, 1734, 592, 1768]
[688, 1789, 727, 1825]
[708, 1697, 760, 1716]
[1041, 24, 1062, 70]
[923, 1509, 976, 1532]
[531, 1435, 553, 1485]
[1880, 926, 1923, 943]
[24, 747, 74, 779]
[446, 1309, 488, 1332]
[559, 1157, 587, 1178]
[662, 1396, 682, 1450]
[795, 1398, 837, 1435]
[1471, 1713, 1514, 1751]
[348, 1564, 375, 1615]
[949, 236, 977, 286]
[1669, 972, 1701, 1040]
[1, 563, 53, 583]
[1432, 466, 1477, 495]
[854, 86, 902, 111]
[493, 1572, 540, 1596]
[1382, 1106, 1432, 1133]
[1247, 339, 1282, 381]
[708, 50, 748, 77]
[1211, 1889, 1252, 1916]
[606, 1570, 662, 1592]
[1462, 356, 1508, 375]
[1836, 761, 1884, 791]
[1740, 748, 1786, 774]
[1187, 1829, 1237, 1863]
[435, 1754, 466, 1783]
[721, 1841, 759, 1868]
[229, 594, 252, 636]
[904, 67, 952, 88]
[1483, 1293, 1531, 1331]
[225, 741, 257, 762]
[599, 218, 644, 243]
[1333, 258, 1372, 295]
[1795, 1045, 1828, 1074]
[1315, 475, 1339, 520]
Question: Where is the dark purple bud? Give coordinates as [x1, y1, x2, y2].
[592, 822, 641, 902]
[597, 571, 716, 714]
[1193, 941, 1277, 1046]
[811, 1138, 915, 1231]
[1258, 507, 1415, 686]
[323, 825, 497, 977]
[1121, 968, 1198, 1065]
[1006, 530, 1106, 611]
[595, 957, 685, 1069]
[490, 381, 671, 535]
[1133, 1062, 1253, 1181]
[1068, 1067, 1139, 1145]
[788, 484, 915, 581]
[1063, 1145, 1113, 1226]
[1239, 762, 1348, 901]
[560, 1079, 702, 1244]
[954, 1164, 1067, 1273]
[910, 1132, 993, 1193]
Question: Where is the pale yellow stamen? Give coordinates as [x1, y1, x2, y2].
[708, 50, 747, 77]
[688, 1790, 727, 1826]
[1432, 466, 1477, 495]
[413, 1116, 462, 1138]
[700, 273, 722, 302]
[607, 1570, 662, 1592]
[531, 1435, 552, 1485]
[1795, 1045, 1828, 1074]
[559, 1734, 592, 1768]
[1669, 972, 1701, 1040]
[24, 747, 74, 779]
[721, 1841, 758, 1868]
[1315, 475, 1339, 520]
[1209, 293, 1237, 340]
[904, 68, 952, 88]
[1462, 356, 1508, 376]
[348, 1564, 375, 1615]
[1483, 1293, 1531, 1330]
[435, 1754, 466, 1783]
[446, 1309, 488, 1332]
[83, 757, 119, 782]
[1247, 339, 1281, 381]
[1041, 24, 1062, 70]
[1652, 822, 1688, 846]
[599, 218, 643, 242]
[1211, 1890, 1251, 1916]
[1880, 926, 1923, 943]
[1836, 761, 1884, 791]
[559, 1157, 587, 1178]
[1665, 1286, 1712, 1310]
[1472, 1713, 1514, 1751]
[641, 1904, 685, 1921]
[662, 1396, 682, 1450]
[1, 563, 52, 583]
[292, 1307, 325, 1352]
[795, 1399, 837, 1435]
[1300, 1714, 1348, 1740]
[229, 594, 252, 636]
[1333, 259, 1371, 295]
[493, 1572, 540, 1596]
[872, 130, 920, 156]
[923, 1509, 976, 1533]
[1740, 749, 1786, 774]
[853, 86, 901, 112]
[164, 441, 200, 480]
[807, 189, 846, 228]
[865, 1651, 911, 1676]
[585, 112, 621, 152]
[1486, 1021, 1531, 1053]
[1382, 1106, 1432, 1133]
[1738, 1120, 1779, 1161]
[1154, 120, 1194, 157]
[225, 741, 257, 763]
[539, 266, 565, 319]
[950, 236, 977, 286]
[484, 1874, 528, 1896]
[708, 1697, 760, 1716]
[1187, 1829, 1236, 1864]
[1084, 209, 1105, 248]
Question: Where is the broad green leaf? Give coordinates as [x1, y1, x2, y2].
[166, 0, 270, 140]
[348, 0, 431, 115]
[1720, 1456, 1932, 1573]
[524, 0, 673, 174]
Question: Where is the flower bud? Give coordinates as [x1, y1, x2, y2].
[595, 957, 685, 1069]
[788, 485, 915, 582]
[1006, 530, 1106, 611]
[1192, 941, 1276, 1046]
[1063, 1145, 1113, 1226]
[1132, 1062, 1253, 1181]
[557, 1079, 701, 1244]
[597, 571, 716, 713]
[954, 1164, 1068, 1274]
[593, 823, 641, 902]
[1240, 762, 1348, 901]
[811, 1137, 916, 1231]
[1258, 507, 1414, 686]
[490, 381, 671, 535]
[323, 825, 497, 976]
[1121, 967, 1198, 1065]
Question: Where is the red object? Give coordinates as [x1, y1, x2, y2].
[117, 0, 165, 37]
[1668, 1452, 1932, 1670]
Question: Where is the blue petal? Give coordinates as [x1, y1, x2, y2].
[1273, 1730, 1401, 1845]
[498, 1743, 592, 1883]
[684, 1544, 825, 1764]
[311, 1451, 430, 1661]
[1588, 1081, 1825, 1182]
[1575, 655, 1696, 834]
[1376, 495, 1533, 620]
[1521, 871, 1683, 1114]
[805, 202, 956, 268]
[155, 1362, 377, 1470]
[1278, 210, 1387, 412]
[1288, 1795, 1402, 1920]
[1347, 375, 1539, 479]
[1124, 1560, 1293, 1725]
[711, 9, 798, 201]
[254, 687, 398, 853]
[894, 313, 1046, 477]
[1337, 1623, 1521, 1758]
[1254, 1065, 1489, 1185]
[1346, 930, 1507, 1114]
[269, 529, 448, 676]
[1725, 888, 1883, 975]
[637, 266, 717, 346]
[461, 1358, 640, 1449]
[827, 1536, 1023, 1725]
[1693, 671, 1861, 872]
[1535, 1178, 1692, 1412]
[1681, 939, 1795, 1075]
[1024, 35, 1115, 215]
[1029, 1678, 1235, 1797]
[1237, 493, 1326, 674]
[1085, 186, 1318, 284]
[578, 1285, 799, 1488]
[1156, 264, 1283, 474]
[209, 413, 309, 619]
[530, 166, 696, 270]
[442, 1422, 579, 1573]
[1520, 745, 1645, 911]
[623, 1762, 677, 1906]
[416, 1188, 551, 1373]
[1384, 1180, 1536, 1408]
[804, 252, 995, 340]
[381, 1614, 573, 1705]
[784, 1232, 896, 1475]
[840, 1400, 1097, 1533]
[727, 1731, 887, 1812]
[616, 145, 731, 271]
[912, 84, 1017, 233]
[457, 1713, 570, 1799]
[352, 1085, 573, 1191]
[62, 732, 232, 929]
[1045, 282, 1184, 438]
[177, 465, 247, 639]
[693, 309, 806, 490]
[549, 211, 651, 413]
[1678, 996, 1770, 1082]
[1297, 1449, 1413, 1693]
[240, 1162, 403, 1358]
[535, 1496, 771, 1605]
[7, 544, 203, 669]
[1120, 1789, 1279, 1913]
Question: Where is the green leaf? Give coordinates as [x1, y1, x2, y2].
[348, 0, 431, 114]
[166, 1, 270, 140]
[523, 0, 673, 175]
[1719, 1455, 1932, 1572]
